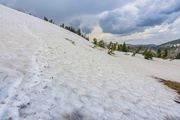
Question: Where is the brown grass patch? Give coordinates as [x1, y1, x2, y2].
[152, 76, 180, 95]
[152, 76, 180, 104]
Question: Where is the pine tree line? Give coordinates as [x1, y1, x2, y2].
[92, 38, 180, 60]
[93, 38, 129, 55]
[44, 16, 54, 24]
[60, 24, 89, 41]
[43, 16, 89, 41]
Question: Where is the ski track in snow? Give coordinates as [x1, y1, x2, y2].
[0, 4, 180, 120]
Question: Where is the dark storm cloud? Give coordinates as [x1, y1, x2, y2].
[137, 16, 166, 27]
[0, 0, 130, 21]
[1, 0, 180, 38]
[161, 1, 180, 14]
[99, 12, 140, 34]
[99, 0, 180, 35]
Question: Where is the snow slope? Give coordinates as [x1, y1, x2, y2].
[0, 5, 180, 120]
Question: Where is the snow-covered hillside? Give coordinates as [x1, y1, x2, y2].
[0, 5, 180, 120]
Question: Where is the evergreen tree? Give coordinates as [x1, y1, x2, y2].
[107, 42, 113, 49]
[112, 43, 117, 51]
[144, 50, 153, 60]
[77, 29, 81, 36]
[98, 40, 105, 48]
[117, 44, 122, 51]
[60, 23, 64, 28]
[108, 48, 114, 55]
[157, 49, 161, 58]
[143, 49, 148, 55]
[93, 38, 97, 45]
[65, 26, 69, 30]
[49, 19, 53, 23]
[162, 49, 168, 58]
[114, 42, 118, 50]
[122, 42, 127, 52]
[44, 16, 48, 21]
[176, 53, 180, 59]
[71, 26, 76, 33]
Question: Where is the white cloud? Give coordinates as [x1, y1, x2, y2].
[85, 0, 180, 44]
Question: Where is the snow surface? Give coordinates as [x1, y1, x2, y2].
[0, 4, 180, 120]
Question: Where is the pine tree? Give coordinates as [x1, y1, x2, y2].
[176, 53, 180, 59]
[98, 40, 105, 48]
[117, 44, 122, 51]
[143, 49, 148, 55]
[77, 29, 81, 36]
[112, 43, 117, 51]
[108, 48, 114, 55]
[122, 42, 127, 52]
[93, 38, 97, 45]
[107, 42, 113, 49]
[60, 23, 64, 28]
[65, 26, 69, 30]
[144, 50, 153, 60]
[44, 16, 48, 21]
[162, 49, 168, 58]
[71, 26, 76, 33]
[157, 49, 161, 58]
[115, 42, 118, 50]
[49, 19, 53, 23]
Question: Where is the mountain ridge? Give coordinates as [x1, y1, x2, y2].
[158, 39, 180, 48]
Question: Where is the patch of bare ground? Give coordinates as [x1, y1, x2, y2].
[152, 76, 180, 104]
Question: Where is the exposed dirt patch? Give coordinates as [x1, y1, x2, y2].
[152, 76, 180, 104]
[65, 38, 75, 45]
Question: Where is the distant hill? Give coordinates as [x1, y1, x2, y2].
[158, 39, 180, 48]
[128, 39, 180, 58]
[128, 44, 157, 47]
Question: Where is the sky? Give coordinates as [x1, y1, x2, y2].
[1, 0, 180, 45]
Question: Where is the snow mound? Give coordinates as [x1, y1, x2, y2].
[0, 4, 180, 120]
